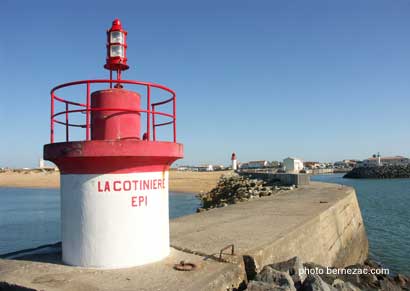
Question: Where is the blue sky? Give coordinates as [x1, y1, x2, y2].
[1, 0, 410, 167]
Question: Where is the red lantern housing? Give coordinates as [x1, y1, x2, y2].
[104, 19, 129, 72]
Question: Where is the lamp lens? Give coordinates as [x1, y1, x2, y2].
[110, 31, 124, 44]
[110, 45, 124, 57]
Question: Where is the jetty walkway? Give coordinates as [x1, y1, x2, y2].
[0, 182, 368, 291]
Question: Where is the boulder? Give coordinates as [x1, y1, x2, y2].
[246, 281, 292, 291]
[197, 173, 293, 210]
[338, 264, 378, 290]
[344, 165, 410, 179]
[363, 258, 382, 269]
[394, 274, 410, 289]
[254, 266, 296, 291]
[267, 256, 306, 287]
[379, 278, 403, 291]
[331, 279, 361, 291]
[303, 263, 338, 285]
[300, 274, 337, 291]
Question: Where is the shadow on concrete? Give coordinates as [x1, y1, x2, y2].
[0, 282, 37, 291]
[0, 242, 63, 265]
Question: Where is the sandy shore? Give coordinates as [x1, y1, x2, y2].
[169, 170, 228, 193]
[0, 170, 228, 194]
[0, 171, 60, 189]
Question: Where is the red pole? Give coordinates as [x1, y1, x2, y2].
[116, 69, 121, 87]
[65, 103, 69, 142]
[110, 70, 113, 88]
[51, 92, 55, 143]
[146, 85, 151, 141]
[152, 104, 156, 141]
[86, 82, 91, 141]
[173, 93, 176, 142]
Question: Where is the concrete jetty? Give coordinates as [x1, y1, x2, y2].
[0, 182, 368, 291]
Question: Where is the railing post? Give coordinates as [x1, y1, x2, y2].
[86, 82, 91, 141]
[65, 103, 69, 142]
[146, 85, 151, 141]
[152, 104, 156, 141]
[173, 93, 176, 143]
[51, 92, 55, 143]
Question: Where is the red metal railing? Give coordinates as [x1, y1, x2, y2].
[50, 80, 176, 144]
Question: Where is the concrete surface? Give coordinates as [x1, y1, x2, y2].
[171, 181, 368, 270]
[0, 182, 368, 291]
[0, 248, 243, 291]
[239, 171, 310, 186]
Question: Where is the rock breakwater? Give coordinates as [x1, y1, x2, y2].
[344, 165, 410, 179]
[237, 256, 409, 291]
[197, 174, 294, 211]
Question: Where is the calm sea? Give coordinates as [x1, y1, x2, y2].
[0, 188, 200, 255]
[312, 174, 410, 275]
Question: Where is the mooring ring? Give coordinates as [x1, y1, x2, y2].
[173, 260, 197, 271]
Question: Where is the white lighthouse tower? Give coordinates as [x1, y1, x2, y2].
[231, 152, 237, 171]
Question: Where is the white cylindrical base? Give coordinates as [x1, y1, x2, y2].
[60, 171, 169, 268]
[232, 160, 237, 170]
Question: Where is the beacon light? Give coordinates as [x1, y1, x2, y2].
[110, 31, 124, 44]
[44, 18, 183, 269]
[110, 45, 124, 58]
[104, 18, 128, 71]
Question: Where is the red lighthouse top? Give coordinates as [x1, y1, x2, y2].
[47, 19, 179, 145]
[104, 18, 129, 72]
[44, 19, 183, 174]
[231, 153, 236, 160]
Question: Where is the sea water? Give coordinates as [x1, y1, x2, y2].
[0, 187, 200, 255]
[312, 174, 410, 275]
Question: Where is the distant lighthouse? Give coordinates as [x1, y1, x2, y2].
[231, 152, 237, 170]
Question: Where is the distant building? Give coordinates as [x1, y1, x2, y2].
[197, 164, 214, 172]
[304, 161, 320, 169]
[270, 161, 282, 168]
[334, 160, 358, 168]
[213, 165, 225, 171]
[361, 156, 410, 167]
[39, 159, 45, 169]
[283, 157, 304, 173]
[240, 160, 269, 169]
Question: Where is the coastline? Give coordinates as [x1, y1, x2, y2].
[0, 170, 228, 194]
[344, 165, 410, 179]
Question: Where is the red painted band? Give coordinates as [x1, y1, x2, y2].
[44, 140, 183, 174]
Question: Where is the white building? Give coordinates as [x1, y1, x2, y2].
[197, 164, 214, 171]
[283, 157, 304, 173]
[213, 165, 225, 171]
[361, 156, 410, 167]
[334, 160, 358, 168]
[242, 160, 269, 169]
